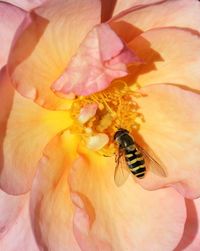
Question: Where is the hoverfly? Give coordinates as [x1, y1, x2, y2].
[113, 128, 167, 186]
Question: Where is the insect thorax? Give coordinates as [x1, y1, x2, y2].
[116, 132, 135, 149]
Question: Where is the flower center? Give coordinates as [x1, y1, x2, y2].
[69, 81, 144, 154]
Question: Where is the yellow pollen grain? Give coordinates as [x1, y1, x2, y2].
[69, 80, 144, 154]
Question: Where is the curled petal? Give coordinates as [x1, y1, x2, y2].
[3, 0, 47, 11]
[111, 0, 200, 43]
[0, 2, 25, 70]
[30, 133, 80, 251]
[127, 28, 200, 91]
[0, 194, 39, 251]
[70, 191, 113, 251]
[0, 189, 27, 238]
[8, 0, 101, 109]
[68, 151, 186, 251]
[0, 69, 72, 194]
[52, 23, 140, 96]
[135, 84, 200, 198]
[113, 0, 165, 16]
[175, 199, 200, 251]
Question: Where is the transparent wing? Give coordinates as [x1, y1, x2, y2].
[135, 143, 167, 177]
[114, 149, 131, 186]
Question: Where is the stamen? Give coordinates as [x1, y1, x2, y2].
[69, 80, 144, 154]
[87, 133, 109, 150]
[98, 93, 116, 117]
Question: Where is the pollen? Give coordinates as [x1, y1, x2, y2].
[69, 81, 144, 153]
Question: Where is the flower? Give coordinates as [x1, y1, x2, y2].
[1, 0, 200, 250]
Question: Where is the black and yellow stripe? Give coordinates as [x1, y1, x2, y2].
[125, 146, 146, 179]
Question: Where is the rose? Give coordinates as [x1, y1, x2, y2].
[1, 0, 200, 250]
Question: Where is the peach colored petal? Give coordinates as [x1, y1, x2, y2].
[52, 23, 140, 96]
[0, 189, 27, 238]
[30, 133, 81, 251]
[8, 0, 101, 109]
[3, 0, 47, 11]
[30, 134, 185, 251]
[0, 2, 25, 70]
[127, 28, 200, 91]
[175, 199, 200, 251]
[111, 0, 200, 43]
[134, 84, 200, 199]
[0, 68, 72, 194]
[68, 151, 186, 251]
[113, 0, 165, 16]
[0, 194, 39, 251]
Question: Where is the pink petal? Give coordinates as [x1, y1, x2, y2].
[30, 133, 81, 251]
[113, 0, 165, 16]
[175, 199, 200, 251]
[3, 0, 47, 10]
[0, 2, 25, 70]
[69, 151, 186, 251]
[52, 23, 140, 96]
[0, 189, 27, 238]
[135, 84, 200, 199]
[0, 68, 72, 194]
[0, 194, 39, 251]
[127, 28, 200, 91]
[8, 0, 101, 109]
[111, 0, 200, 43]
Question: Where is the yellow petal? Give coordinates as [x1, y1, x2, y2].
[0, 69, 72, 194]
[30, 133, 80, 251]
[30, 134, 186, 251]
[69, 150, 186, 251]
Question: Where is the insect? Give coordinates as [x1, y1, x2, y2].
[113, 128, 167, 186]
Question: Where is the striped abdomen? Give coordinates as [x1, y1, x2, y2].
[125, 145, 146, 178]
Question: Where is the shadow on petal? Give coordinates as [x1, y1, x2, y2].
[0, 2, 26, 70]
[8, 0, 102, 110]
[175, 199, 199, 251]
[8, 12, 49, 75]
[0, 68, 15, 190]
[110, 20, 144, 43]
[101, 0, 117, 22]
[110, 21, 165, 88]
